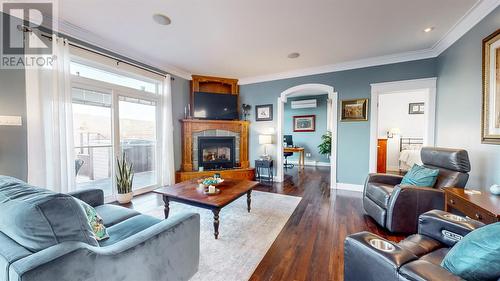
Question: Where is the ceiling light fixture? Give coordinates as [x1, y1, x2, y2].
[153, 14, 171, 25]
[287, 52, 300, 59]
[423, 27, 434, 33]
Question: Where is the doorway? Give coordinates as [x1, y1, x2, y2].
[276, 84, 338, 187]
[369, 78, 437, 173]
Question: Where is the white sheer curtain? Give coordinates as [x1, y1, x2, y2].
[160, 74, 175, 186]
[25, 34, 75, 192]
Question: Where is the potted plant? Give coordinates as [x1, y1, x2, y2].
[318, 131, 332, 158]
[116, 152, 134, 204]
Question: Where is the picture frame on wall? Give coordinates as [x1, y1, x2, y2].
[341, 98, 368, 121]
[408, 102, 425, 114]
[255, 104, 273, 121]
[293, 115, 315, 132]
[482, 28, 500, 144]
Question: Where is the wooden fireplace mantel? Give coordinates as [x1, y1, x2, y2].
[177, 119, 251, 182]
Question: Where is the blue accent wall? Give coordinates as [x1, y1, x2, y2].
[436, 6, 500, 189]
[284, 94, 329, 163]
[240, 59, 437, 185]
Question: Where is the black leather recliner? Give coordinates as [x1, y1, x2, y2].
[363, 147, 471, 233]
[344, 210, 486, 281]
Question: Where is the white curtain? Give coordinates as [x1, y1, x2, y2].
[160, 74, 175, 186]
[25, 34, 75, 192]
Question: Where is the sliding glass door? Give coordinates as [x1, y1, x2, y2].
[72, 87, 113, 196]
[118, 96, 158, 190]
[70, 60, 161, 200]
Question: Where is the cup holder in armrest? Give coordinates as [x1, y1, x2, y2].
[369, 238, 396, 252]
[443, 214, 467, 222]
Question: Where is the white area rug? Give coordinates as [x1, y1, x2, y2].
[148, 191, 301, 281]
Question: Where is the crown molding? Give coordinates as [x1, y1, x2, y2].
[432, 0, 500, 55]
[239, 48, 436, 85]
[239, 0, 499, 85]
[50, 0, 498, 85]
[55, 19, 192, 80]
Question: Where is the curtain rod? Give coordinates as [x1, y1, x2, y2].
[35, 31, 174, 80]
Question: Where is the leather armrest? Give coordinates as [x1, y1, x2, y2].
[68, 188, 104, 207]
[418, 210, 484, 247]
[386, 186, 445, 233]
[344, 232, 417, 281]
[366, 173, 403, 186]
[400, 260, 465, 281]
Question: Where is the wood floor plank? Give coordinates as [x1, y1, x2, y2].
[129, 166, 403, 281]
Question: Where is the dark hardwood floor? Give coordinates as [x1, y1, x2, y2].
[130, 166, 404, 281]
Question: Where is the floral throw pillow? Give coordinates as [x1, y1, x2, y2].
[76, 199, 109, 241]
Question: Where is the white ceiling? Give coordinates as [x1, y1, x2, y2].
[57, 0, 493, 82]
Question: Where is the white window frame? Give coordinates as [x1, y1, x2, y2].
[70, 57, 163, 202]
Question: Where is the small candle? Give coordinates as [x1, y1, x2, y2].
[208, 185, 216, 193]
[198, 183, 204, 190]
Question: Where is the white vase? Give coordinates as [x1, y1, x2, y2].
[116, 192, 133, 204]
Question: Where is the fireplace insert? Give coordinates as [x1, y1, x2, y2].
[198, 136, 236, 170]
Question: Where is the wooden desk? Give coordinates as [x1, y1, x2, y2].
[284, 147, 305, 167]
[444, 187, 500, 224]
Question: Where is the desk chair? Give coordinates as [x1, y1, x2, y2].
[283, 135, 294, 169]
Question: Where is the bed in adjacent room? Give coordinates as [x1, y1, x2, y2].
[398, 137, 423, 172]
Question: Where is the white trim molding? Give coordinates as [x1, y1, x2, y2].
[334, 183, 364, 192]
[287, 160, 331, 167]
[276, 84, 338, 186]
[432, 0, 500, 55]
[239, 0, 499, 85]
[30, 0, 496, 84]
[369, 77, 437, 173]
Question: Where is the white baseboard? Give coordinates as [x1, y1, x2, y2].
[333, 183, 364, 192]
[287, 160, 330, 167]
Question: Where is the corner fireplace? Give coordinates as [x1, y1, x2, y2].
[198, 136, 235, 170]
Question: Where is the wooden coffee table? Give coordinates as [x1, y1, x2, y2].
[153, 178, 259, 239]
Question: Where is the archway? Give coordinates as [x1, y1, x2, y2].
[276, 84, 338, 186]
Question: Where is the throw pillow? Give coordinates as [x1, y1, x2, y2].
[441, 222, 500, 281]
[76, 198, 109, 241]
[400, 164, 439, 187]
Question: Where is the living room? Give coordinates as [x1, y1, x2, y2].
[0, 1, 499, 281]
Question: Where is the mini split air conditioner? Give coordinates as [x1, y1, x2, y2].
[291, 99, 317, 109]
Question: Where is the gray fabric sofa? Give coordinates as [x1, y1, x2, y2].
[0, 176, 200, 281]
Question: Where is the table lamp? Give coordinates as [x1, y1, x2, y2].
[387, 128, 400, 138]
[259, 134, 273, 160]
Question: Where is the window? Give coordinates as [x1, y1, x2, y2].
[119, 96, 158, 190]
[73, 88, 113, 196]
[70, 60, 161, 199]
[71, 61, 157, 94]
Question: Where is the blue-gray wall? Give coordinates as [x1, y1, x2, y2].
[0, 68, 27, 180]
[0, 13, 27, 180]
[284, 94, 329, 163]
[240, 59, 437, 185]
[436, 6, 500, 189]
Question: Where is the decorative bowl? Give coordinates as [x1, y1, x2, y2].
[200, 177, 224, 187]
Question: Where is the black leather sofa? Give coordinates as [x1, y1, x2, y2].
[344, 210, 486, 281]
[363, 147, 471, 233]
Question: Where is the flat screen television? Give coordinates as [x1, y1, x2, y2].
[193, 92, 239, 120]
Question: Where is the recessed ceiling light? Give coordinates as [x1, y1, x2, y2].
[423, 27, 434, 33]
[287, 52, 300, 59]
[153, 14, 171, 25]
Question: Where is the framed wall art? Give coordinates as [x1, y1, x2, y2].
[293, 115, 315, 132]
[341, 98, 368, 121]
[482, 28, 500, 144]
